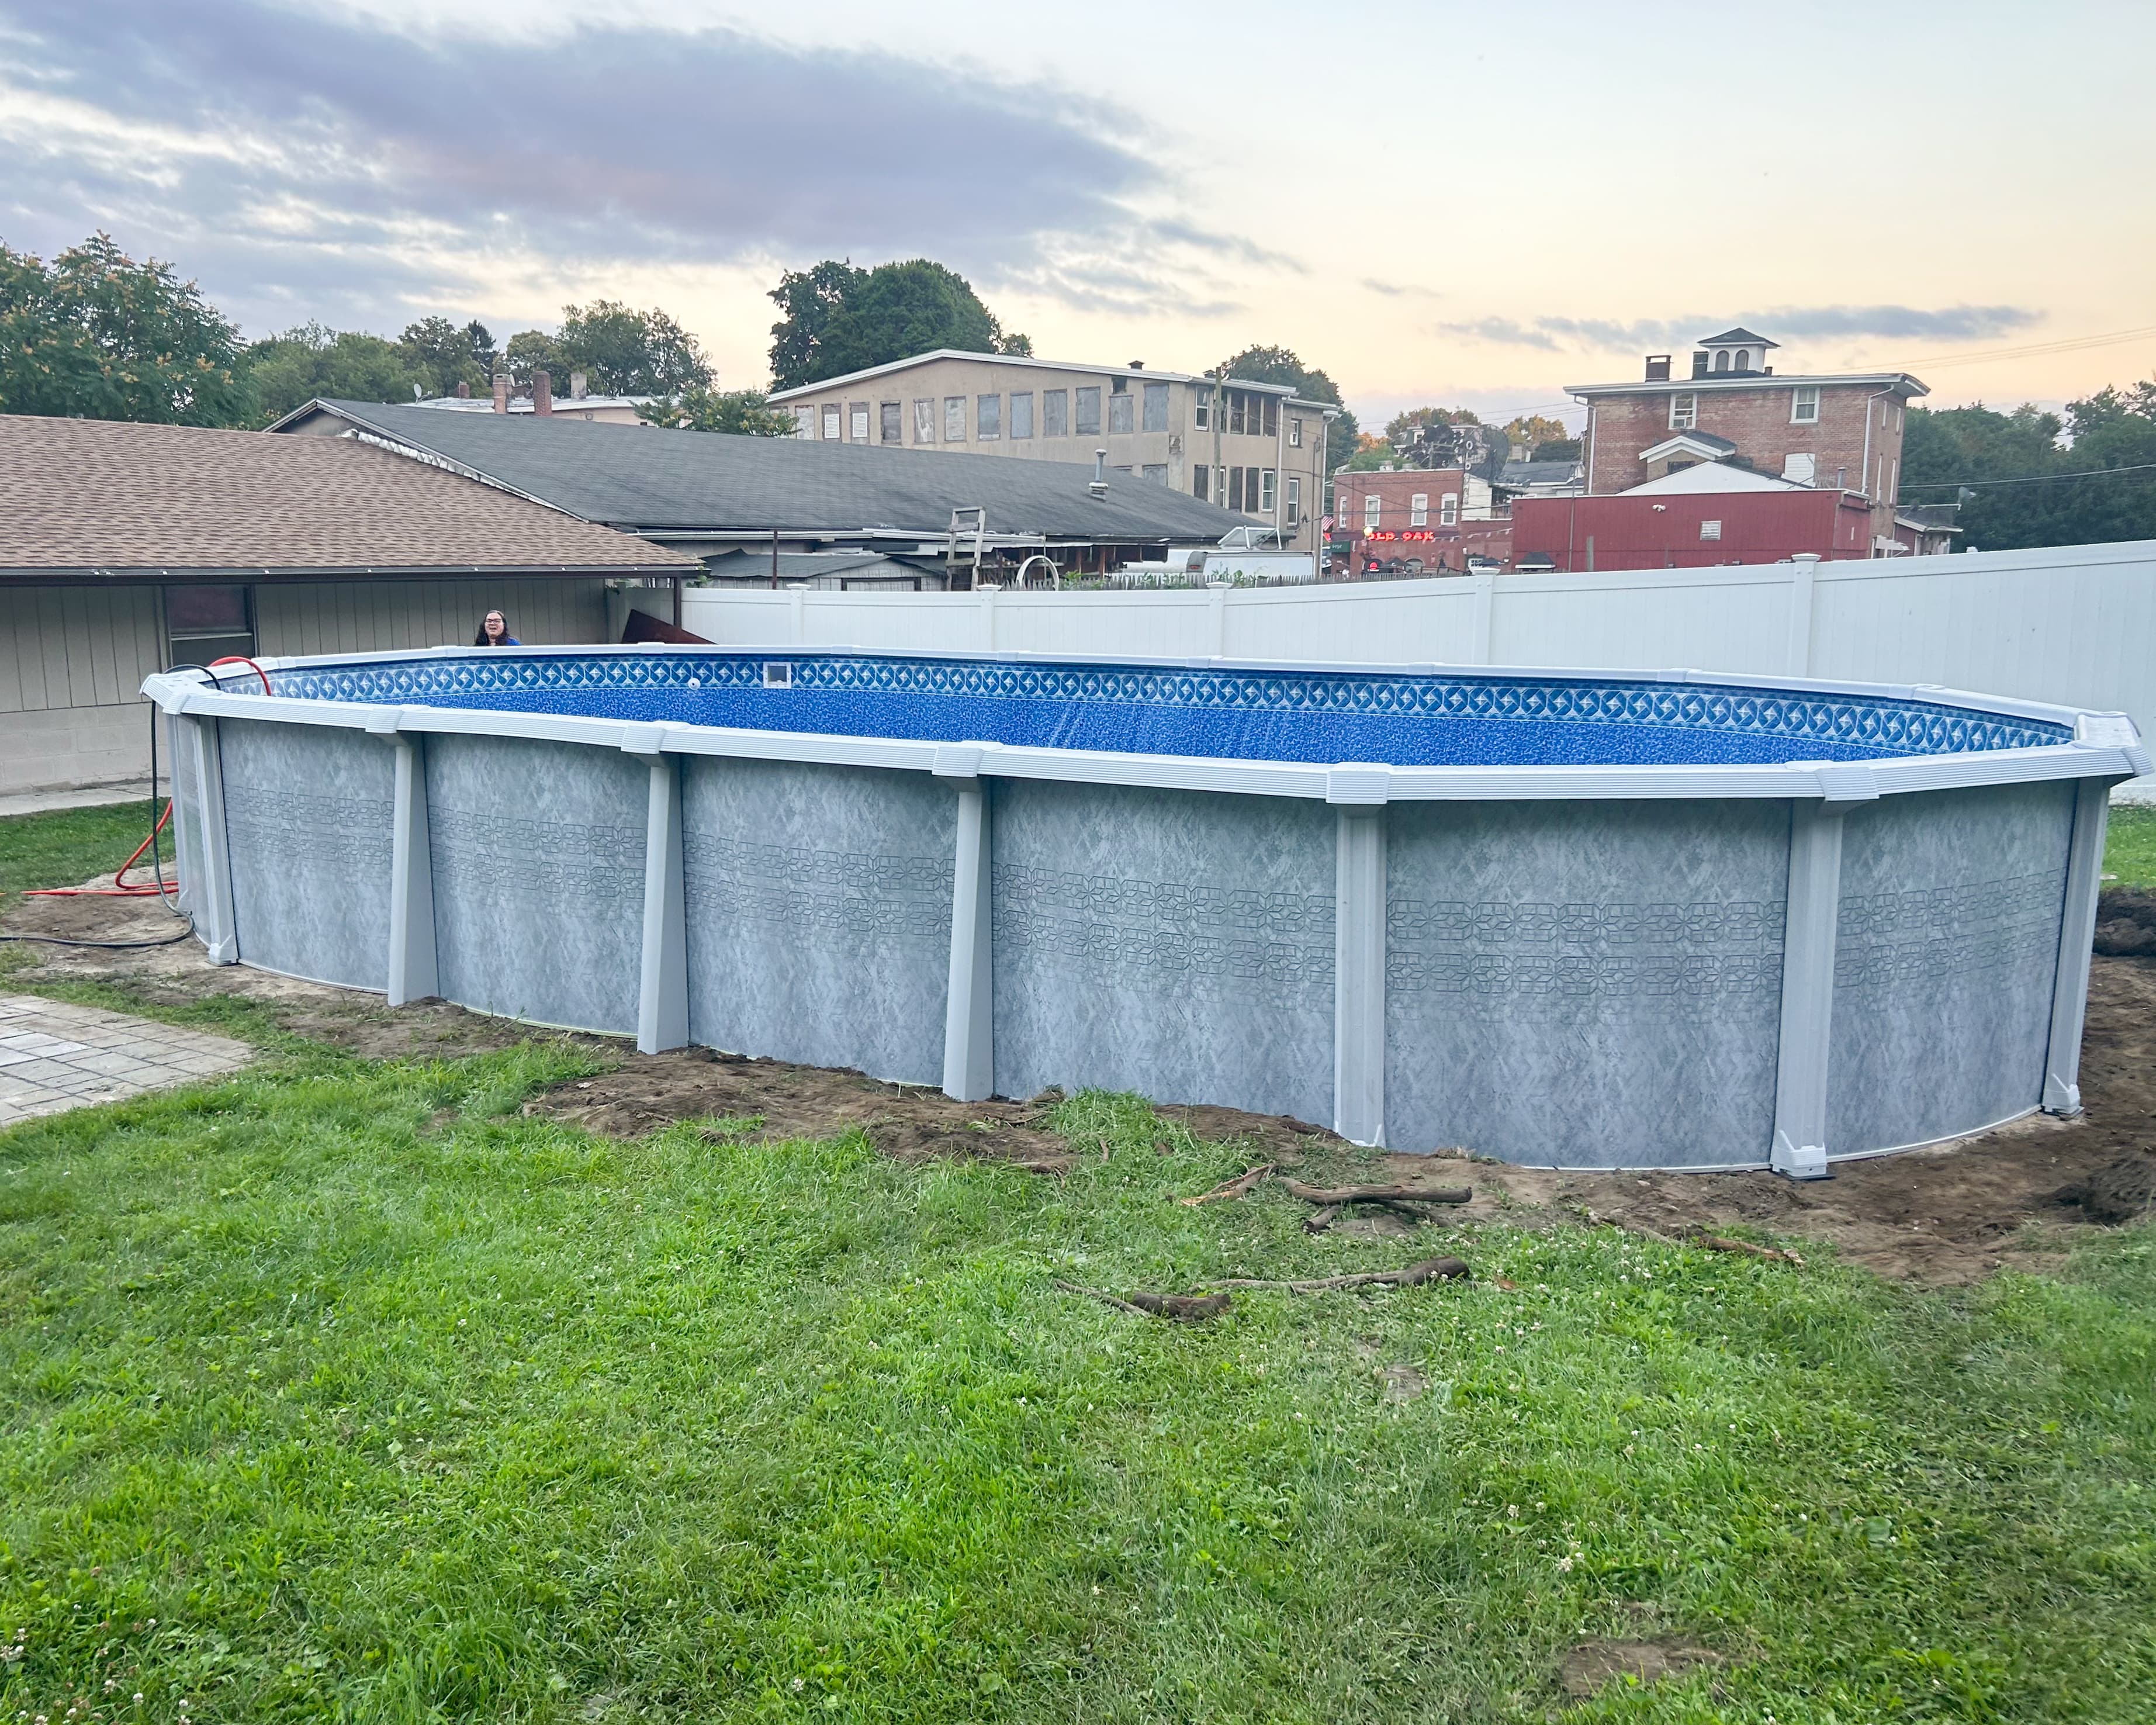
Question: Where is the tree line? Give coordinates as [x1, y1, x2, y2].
[1902, 388, 2156, 551]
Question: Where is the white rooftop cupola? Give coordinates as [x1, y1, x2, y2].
[1690, 327, 1780, 378]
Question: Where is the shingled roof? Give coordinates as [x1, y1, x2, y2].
[0, 414, 695, 579]
[276, 400, 1254, 544]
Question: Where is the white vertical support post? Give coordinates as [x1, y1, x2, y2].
[2042, 777, 2112, 1115]
[980, 585, 999, 654]
[1770, 799, 1847, 1178]
[938, 745, 994, 1101]
[1785, 552, 1820, 677]
[1207, 586, 1228, 658]
[636, 751, 689, 1055]
[183, 713, 240, 965]
[1468, 569, 1496, 666]
[1330, 767, 1390, 1146]
[164, 707, 196, 919]
[788, 585, 807, 646]
[386, 732, 438, 1005]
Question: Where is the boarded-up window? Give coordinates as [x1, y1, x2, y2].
[880, 402, 902, 443]
[913, 399, 935, 443]
[849, 403, 870, 441]
[821, 404, 841, 440]
[944, 396, 966, 441]
[1043, 389, 1068, 437]
[1075, 386, 1101, 436]
[1142, 381, 1169, 432]
[1109, 390, 1133, 435]
[793, 406, 815, 439]
[977, 394, 1001, 440]
[1009, 392, 1033, 438]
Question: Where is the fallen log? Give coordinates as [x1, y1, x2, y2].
[1282, 1178, 1472, 1207]
[1176, 1163, 1275, 1207]
[1054, 1279, 1232, 1322]
[1206, 1255, 1472, 1293]
[1302, 1203, 1341, 1234]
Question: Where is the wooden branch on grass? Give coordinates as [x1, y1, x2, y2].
[1693, 1232, 1805, 1266]
[1053, 1279, 1232, 1322]
[1205, 1255, 1471, 1293]
[1176, 1163, 1275, 1207]
[1282, 1178, 1472, 1207]
[1302, 1203, 1341, 1234]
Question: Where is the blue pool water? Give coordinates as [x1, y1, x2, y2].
[254, 652, 2071, 769]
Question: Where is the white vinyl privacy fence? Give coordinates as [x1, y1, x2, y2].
[680, 539, 2156, 794]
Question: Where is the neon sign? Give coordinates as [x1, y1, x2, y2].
[1366, 530, 1437, 542]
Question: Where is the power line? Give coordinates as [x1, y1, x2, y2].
[1898, 324, 2156, 371]
[1902, 461, 2156, 490]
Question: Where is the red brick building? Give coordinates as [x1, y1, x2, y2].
[1569, 328, 1927, 554]
[1329, 466, 1513, 573]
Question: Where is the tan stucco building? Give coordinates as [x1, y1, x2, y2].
[767, 351, 1337, 554]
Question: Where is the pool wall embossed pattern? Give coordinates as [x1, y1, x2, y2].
[147, 646, 2151, 1173]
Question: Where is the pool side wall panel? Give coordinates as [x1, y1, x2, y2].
[1826, 779, 2074, 1155]
[989, 780, 1337, 1123]
[681, 758, 954, 1083]
[217, 717, 394, 990]
[425, 734, 646, 1033]
[1383, 799, 1791, 1168]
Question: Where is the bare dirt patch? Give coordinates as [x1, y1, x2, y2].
[1558, 1638, 1722, 1701]
[1435, 956, 2156, 1285]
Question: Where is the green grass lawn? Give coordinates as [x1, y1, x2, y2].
[3, 1044, 2152, 1723]
[0, 800, 168, 903]
[2103, 804, 2156, 890]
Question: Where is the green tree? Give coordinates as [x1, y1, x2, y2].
[1502, 413, 1572, 454]
[553, 300, 712, 395]
[638, 385, 797, 436]
[242, 323, 431, 424]
[767, 260, 1030, 389]
[1384, 405, 1482, 441]
[1902, 385, 2156, 551]
[0, 233, 250, 425]
[503, 328, 566, 390]
[1340, 433, 1399, 472]
[1213, 344, 1358, 473]
[398, 316, 497, 396]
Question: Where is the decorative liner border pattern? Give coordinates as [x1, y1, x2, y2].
[236, 651, 2072, 759]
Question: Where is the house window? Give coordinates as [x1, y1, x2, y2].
[880, 401, 901, 444]
[1229, 392, 1246, 435]
[1193, 465, 1209, 502]
[793, 406, 815, 439]
[1439, 493, 1459, 527]
[1791, 385, 1819, 424]
[1259, 469, 1276, 512]
[165, 583, 254, 664]
[977, 394, 1001, 439]
[1109, 391, 1134, 434]
[1289, 417, 1303, 448]
[1195, 386, 1211, 430]
[1228, 467, 1245, 511]
[1713, 351, 1729, 372]
[944, 396, 966, 441]
[913, 399, 935, 443]
[1669, 392, 1697, 430]
[1285, 475, 1300, 527]
[849, 403, 870, 442]
[1043, 389, 1068, 437]
[1363, 493, 1382, 530]
[821, 403, 841, 440]
[1262, 396, 1279, 437]
[1074, 386, 1101, 436]
[1141, 463, 1168, 486]
[1009, 392, 1033, 438]
[1410, 492, 1429, 527]
[1141, 380, 1169, 433]
[1734, 350, 1750, 371]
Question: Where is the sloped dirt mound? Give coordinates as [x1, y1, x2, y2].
[525, 1046, 1079, 1171]
[2055, 1150, 2156, 1225]
[2094, 887, 2156, 957]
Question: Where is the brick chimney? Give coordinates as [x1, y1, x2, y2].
[533, 369, 553, 416]
[492, 374, 510, 413]
[455, 380, 471, 399]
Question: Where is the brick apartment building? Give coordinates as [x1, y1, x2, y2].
[1329, 466, 1514, 573]
[766, 351, 1338, 555]
[1570, 327, 1929, 554]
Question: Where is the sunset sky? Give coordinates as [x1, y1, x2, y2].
[4, 0, 2150, 432]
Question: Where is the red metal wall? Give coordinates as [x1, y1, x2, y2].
[1510, 490, 1871, 571]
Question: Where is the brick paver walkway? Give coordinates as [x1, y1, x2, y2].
[0, 995, 250, 1126]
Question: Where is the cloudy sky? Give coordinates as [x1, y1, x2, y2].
[3, 0, 2150, 429]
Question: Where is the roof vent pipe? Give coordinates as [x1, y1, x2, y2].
[1089, 448, 1109, 498]
[492, 374, 510, 413]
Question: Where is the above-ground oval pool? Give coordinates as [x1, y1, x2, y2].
[145, 647, 2148, 1175]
